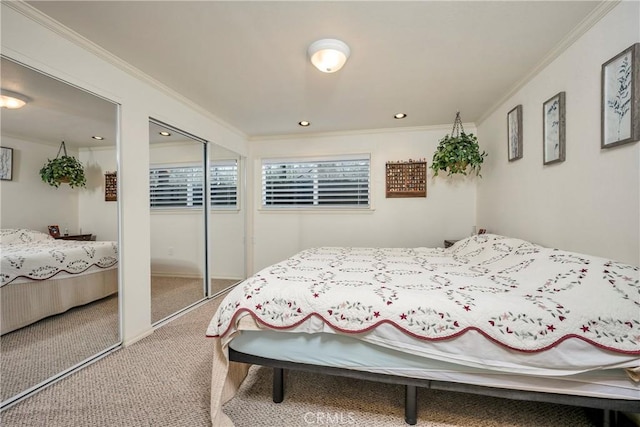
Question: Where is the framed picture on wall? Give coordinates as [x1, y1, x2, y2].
[0, 147, 13, 181]
[507, 105, 523, 161]
[543, 92, 566, 165]
[601, 43, 640, 149]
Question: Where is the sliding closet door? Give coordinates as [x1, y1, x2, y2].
[0, 56, 120, 408]
[149, 120, 207, 324]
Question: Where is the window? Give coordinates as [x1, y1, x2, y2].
[262, 156, 370, 208]
[150, 160, 238, 209]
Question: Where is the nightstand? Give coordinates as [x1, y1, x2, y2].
[444, 239, 459, 248]
[55, 234, 94, 241]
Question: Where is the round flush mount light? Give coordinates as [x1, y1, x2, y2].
[308, 39, 350, 73]
[92, 135, 104, 140]
[0, 89, 30, 109]
[394, 113, 407, 119]
[159, 131, 171, 136]
[298, 121, 311, 127]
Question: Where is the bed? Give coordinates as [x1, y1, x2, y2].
[1, 228, 118, 335]
[206, 234, 639, 426]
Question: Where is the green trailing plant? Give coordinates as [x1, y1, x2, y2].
[39, 141, 86, 188]
[431, 112, 487, 177]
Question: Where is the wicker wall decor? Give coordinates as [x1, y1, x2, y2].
[385, 159, 427, 198]
[105, 172, 117, 202]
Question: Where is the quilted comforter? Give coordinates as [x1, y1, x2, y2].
[1, 229, 118, 286]
[207, 234, 639, 355]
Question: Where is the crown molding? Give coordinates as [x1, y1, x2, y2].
[249, 122, 478, 142]
[4, 1, 247, 140]
[476, 0, 620, 126]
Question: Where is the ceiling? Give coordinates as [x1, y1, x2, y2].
[1, 57, 118, 148]
[18, 1, 602, 138]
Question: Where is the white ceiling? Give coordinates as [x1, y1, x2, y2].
[20, 1, 602, 138]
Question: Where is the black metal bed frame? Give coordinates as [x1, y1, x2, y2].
[229, 348, 640, 426]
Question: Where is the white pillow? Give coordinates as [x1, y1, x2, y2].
[0, 229, 53, 244]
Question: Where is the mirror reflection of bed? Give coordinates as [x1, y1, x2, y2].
[148, 120, 243, 325]
[0, 57, 120, 405]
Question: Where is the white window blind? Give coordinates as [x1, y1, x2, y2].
[210, 161, 238, 207]
[150, 160, 238, 209]
[262, 156, 370, 208]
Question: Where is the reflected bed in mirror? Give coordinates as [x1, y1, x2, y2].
[0, 56, 120, 407]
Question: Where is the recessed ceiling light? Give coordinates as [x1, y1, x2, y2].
[298, 121, 311, 127]
[92, 136, 104, 140]
[159, 131, 171, 136]
[394, 113, 407, 119]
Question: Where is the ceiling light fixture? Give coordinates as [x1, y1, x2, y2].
[394, 113, 407, 119]
[159, 131, 171, 136]
[92, 136, 104, 140]
[298, 121, 311, 127]
[308, 39, 350, 73]
[0, 89, 29, 109]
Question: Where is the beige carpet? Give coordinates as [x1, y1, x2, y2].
[1, 277, 238, 403]
[1, 294, 610, 427]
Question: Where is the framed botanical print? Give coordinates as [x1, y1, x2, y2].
[543, 92, 566, 165]
[507, 105, 523, 161]
[601, 43, 640, 148]
[0, 147, 13, 180]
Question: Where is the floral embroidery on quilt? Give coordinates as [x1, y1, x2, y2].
[208, 235, 640, 354]
[1, 236, 118, 285]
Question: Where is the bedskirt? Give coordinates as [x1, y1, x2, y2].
[0, 268, 118, 335]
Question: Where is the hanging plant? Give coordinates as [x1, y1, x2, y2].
[39, 141, 87, 188]
[431, 112, 487, 177]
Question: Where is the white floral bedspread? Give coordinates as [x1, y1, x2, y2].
[1, 229, 118, 286]
[207, 234, 639, 354]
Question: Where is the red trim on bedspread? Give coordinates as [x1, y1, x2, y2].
[205, 308, 640, 355]
[3, 262, 117, 286]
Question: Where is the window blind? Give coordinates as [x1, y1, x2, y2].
[149, 160, 238, 209]
[262, 157, 370, 208]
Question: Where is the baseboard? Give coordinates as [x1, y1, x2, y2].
[123, 328, 153, 347]
[151, 272, 203, 279]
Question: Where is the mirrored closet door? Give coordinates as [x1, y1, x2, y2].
[148, 120, 245, 325]
[0, 57, 120, 407]
[149, 120, 208, 324]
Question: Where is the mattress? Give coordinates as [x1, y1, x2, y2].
[229, 330, 639, 401]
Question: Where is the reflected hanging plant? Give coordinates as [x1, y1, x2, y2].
[39, 141, 87, 188]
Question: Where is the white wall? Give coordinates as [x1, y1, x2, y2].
[476, 2, 639, 266]
[0, 136, 80, 233]
[249, 127, 478, 272]
[79, 147, 118, 241]
[1, 2, 248, 344]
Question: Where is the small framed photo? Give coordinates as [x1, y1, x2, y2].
[48, 225, 60, 238]
[601, 43, 640, 149]
[0, 147, 13, 181]
[543, 92, 566, 165]
[507, 105, 523, 161]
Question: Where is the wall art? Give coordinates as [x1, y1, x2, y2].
[507, 105, 523, 161]
[543, 92, 565, 165]
[601, 43, 639, 148]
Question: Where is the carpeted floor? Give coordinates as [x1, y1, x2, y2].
[1, 294, 609, 427]
[1, 277, 237, 402]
